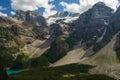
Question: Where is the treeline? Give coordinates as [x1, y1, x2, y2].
[0, 55, 8, 80]
[44, 36, 69, 63]
[9, 63, 115, 80]
[11, 54, 50, 70]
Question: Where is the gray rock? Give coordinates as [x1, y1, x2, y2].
[14, 10, 47, 26]
[68, 2, 114, 52]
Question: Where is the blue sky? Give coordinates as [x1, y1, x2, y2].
[0, 0, 11, 16]
[0, 0, 79, 17]
[0, 0, 119, 18]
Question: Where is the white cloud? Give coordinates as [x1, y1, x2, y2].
[0, 12, 8, 17]
[49, 0, 54, 2]
[60, 0, 119, 14]
[11, 11, 16, 15]
[43, 4, 57, 18]
[60, 1, 80, 13]
[11, 0, 57, 18]
[0, 6, 6, 10]
[0, 6, 7, 17]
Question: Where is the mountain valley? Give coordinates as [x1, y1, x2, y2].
[1, 2, 120, 80]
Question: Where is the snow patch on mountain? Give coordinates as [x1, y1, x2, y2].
[47, 11, 80, 25]
[47, 16, 79, 25]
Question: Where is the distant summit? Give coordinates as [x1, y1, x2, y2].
[69, 2, 114, 49]
[94, 2, 106, 6]
[75, 1, 114, 25]
[14, 10, 47, 26]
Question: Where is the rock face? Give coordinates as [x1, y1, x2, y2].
[68, 2, 114, 52]
[50, 23, 71, 38]
[47, 2, 117, 64]
[14, 10, 47, 26]
[0, 13, 50, 62]
[14, 10, 49, 40]
[110, 6, 120, 34]
[75, 2, 113, 25]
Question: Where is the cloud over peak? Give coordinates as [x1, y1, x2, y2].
[0, 12, 8, 17]
[11, 0, 57, 18]
[60, 0, 119, 14]
[60, 1, 80, 13]
[7, 0, 120, 18]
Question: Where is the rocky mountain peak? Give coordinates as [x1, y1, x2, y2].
[93, 2, 106, 7]
[92, 2, 113, 13]
[14, 10, 47, 26]
[68, 2, 114, 51]
[75, 2, 114, 25]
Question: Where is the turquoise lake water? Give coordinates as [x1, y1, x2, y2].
[6, 69, 23, 75]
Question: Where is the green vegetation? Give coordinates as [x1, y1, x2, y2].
[30, 56, 50, 67]
[11, 54, 30, 69]
[45, 51, 68, 63]
[0, 55, 8, 80]
[11, 55, 50, 69]
[0, 46, 19, 80]
[53, 64, 93, 74]
[9, 63, 115, 80]
[55, 36, 68, 45]
[116, 50, 120, 62]
[0, 46, 19, 67]
[0, 46, 19, 54]
[62, 74, 115, 80]
[0, 19, 116, 80]
[0, 27, 20, 80]
[45, 36, 69, 63]
[115, 45, 120, 62]
[0, 27, 14, 41]
[11, 25, 19, 36]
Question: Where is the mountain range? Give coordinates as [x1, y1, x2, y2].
[1, 1, 120, 80]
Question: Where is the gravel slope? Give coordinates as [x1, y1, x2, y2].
[51, 48, 85, 67]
